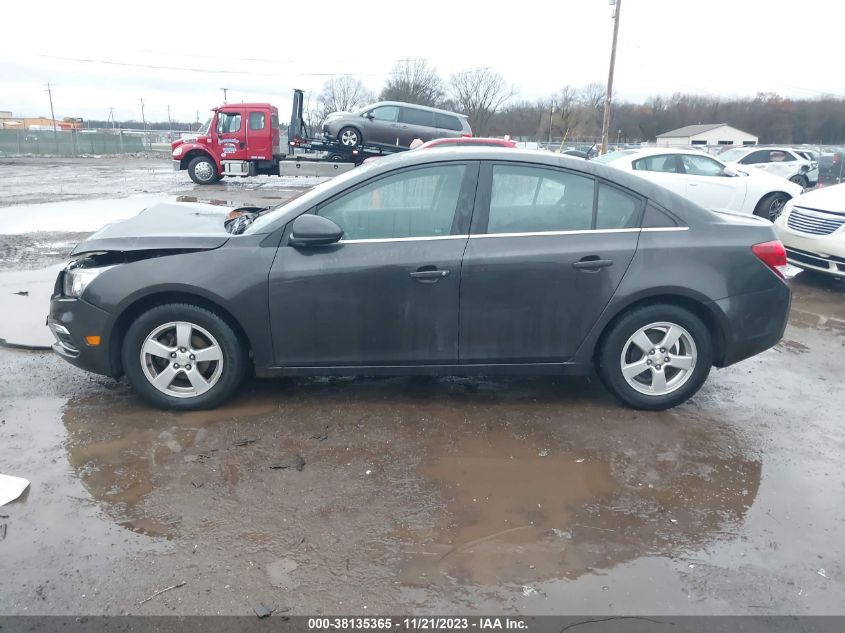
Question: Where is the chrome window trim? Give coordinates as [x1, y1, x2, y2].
[336, 226, 689, 244]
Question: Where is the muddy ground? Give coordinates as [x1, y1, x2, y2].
[0, 157, 844, 616]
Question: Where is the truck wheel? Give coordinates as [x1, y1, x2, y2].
[121, 303, 246, 410]
[789, 174, 808, 188]
[596, 304, 713, 411]
[338, 127, 361, 147]
[188, 156, 221, 185]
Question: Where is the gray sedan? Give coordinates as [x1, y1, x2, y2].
[49, 148, 791, 411]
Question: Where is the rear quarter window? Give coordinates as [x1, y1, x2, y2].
[435, 113, 463, 131]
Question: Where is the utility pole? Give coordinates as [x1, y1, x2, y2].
[140, 98, 148, 150]
[45, 82, 59, 153]
[548, 102, 555, 145]
[221, 87, 228, 102]
[167, 104, 173, 142]
[600, 0, 622, 156]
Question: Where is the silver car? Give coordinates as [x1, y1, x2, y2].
[322, 101, 472, 149]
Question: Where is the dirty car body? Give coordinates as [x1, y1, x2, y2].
[49, 148, 791, 411]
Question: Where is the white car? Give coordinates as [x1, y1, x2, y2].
[774, 183, 845, 278]
[593, 148, 803, 220]
[718, 146, 819, 188]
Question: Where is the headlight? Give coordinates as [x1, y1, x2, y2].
[173, 146, 183, 156]
[62, 265, 114, 298]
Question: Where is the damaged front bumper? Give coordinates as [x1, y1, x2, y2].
[48, 295, 118, 377]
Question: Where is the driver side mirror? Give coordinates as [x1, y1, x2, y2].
[722, 167, 739, 177]
[289, 214, 344, 247]
[364, 112, 374, 120]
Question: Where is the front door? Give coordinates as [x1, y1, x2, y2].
[215, 110, 247, 160]
[460, 162, 642, 364]
[268, 162, 478, 367]
[679, 153, 746, 210]
[362, 105, 400, 146]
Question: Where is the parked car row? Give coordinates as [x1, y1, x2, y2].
[717, 146, 818, 189]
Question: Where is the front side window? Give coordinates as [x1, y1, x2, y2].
[633, 155, 680, 173]
[249, 112, 266, 130]
[217, 112, 242, 134]
[370, 106, 399, 122]
[317, 164, 467, 240]
[680, 154, 726, 176]
[487, 165, 595, 234]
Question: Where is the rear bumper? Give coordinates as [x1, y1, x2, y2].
[711, 282, 791, 367]
[48, 295, 117, 377]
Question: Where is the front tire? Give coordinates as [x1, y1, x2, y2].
[338, 126, 361, 147]
[754, 192, 790, 221]
[597, 304, 713, 410]
[121, 303, 246, 410]
[188, 155, 221, 185]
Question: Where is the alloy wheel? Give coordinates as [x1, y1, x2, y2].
[140, 321, 224, 398]
[619, 321, 697, 396]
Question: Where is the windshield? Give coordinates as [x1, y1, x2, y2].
[243, 162, 378, 234]
[717, 148, 747, 162]
[197, 118, 211, 135]
[591, 150, 637, 164]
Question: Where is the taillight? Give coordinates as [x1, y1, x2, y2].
[752, 240, 788, 279]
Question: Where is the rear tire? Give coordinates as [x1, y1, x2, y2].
[789, 174, 808, 188]
[754, 192, 790, 221]
[122, 303, 246, 410]
[596, 304, 713, 411]
[188, 155, 221, 185]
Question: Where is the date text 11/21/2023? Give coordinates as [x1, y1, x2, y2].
[307, 617, 528, 630]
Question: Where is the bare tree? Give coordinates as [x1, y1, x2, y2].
[448, 68, 514, 135]
[380, 59, 444, 106]
[578, 82, 606, 137]
[315, 75, 374, 124]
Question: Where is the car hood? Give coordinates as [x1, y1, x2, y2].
[71, 202, 231, 256]
[791, 182, 845, 213]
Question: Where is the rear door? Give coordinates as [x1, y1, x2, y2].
[459, 162, 642, 364]
[268, 162, 478, 367]
[215, 110, 247, 160]
[246, 110, 272, 160]
[631, 154, 686, 196]
[679, 153, 746, 210]
[398, 107, 436, 146]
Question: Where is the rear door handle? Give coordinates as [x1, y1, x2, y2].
[410, 268, 450, 282]
[572, 258, 613, 270]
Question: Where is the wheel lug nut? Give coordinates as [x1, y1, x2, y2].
[660, 348, 665, 353]
[170, 352, 176, 358]
[649, 349, 655, 355]
[173, 363, 180, 368]
[180, 347, 186, 352]
[665, 357, 670, 363]
[185, 364, 192, 370]
[646, 359, 652, 365]
[656, 364, 662, 370]
[189, 354, 195, 360]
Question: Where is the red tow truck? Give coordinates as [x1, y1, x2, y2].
[171, 90, 406, 184]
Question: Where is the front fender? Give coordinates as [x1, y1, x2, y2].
[172, 142, 218, 168]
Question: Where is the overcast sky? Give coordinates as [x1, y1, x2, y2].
[1, 0, 844, 124]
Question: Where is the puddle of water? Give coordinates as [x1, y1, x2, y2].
[399, 433, 617, 586]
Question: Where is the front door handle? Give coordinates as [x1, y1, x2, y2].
[572, 257, 613, 271]
[410, 267, 450, 282]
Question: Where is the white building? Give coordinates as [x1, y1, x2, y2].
[655, 123, 758, 147]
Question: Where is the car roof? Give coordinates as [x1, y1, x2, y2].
[363, 101, 468, 118]
[610, 147, 721, 158]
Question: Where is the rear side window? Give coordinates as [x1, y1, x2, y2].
[249, 112, 266, 130]
[596, 184, 641, 229]
[400, 107, 434, 127]
[487, 165, 595, 233]
[633, 155, 680, 173]
[317, 164, 466, 240]
[435, 113, 463, 131]
[271, 113, 279, 129]
[642, 203, 679, 228]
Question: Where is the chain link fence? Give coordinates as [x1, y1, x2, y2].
[0, 128, 194, 157]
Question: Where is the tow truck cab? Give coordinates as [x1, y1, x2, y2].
[171, 103, 282, 183]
